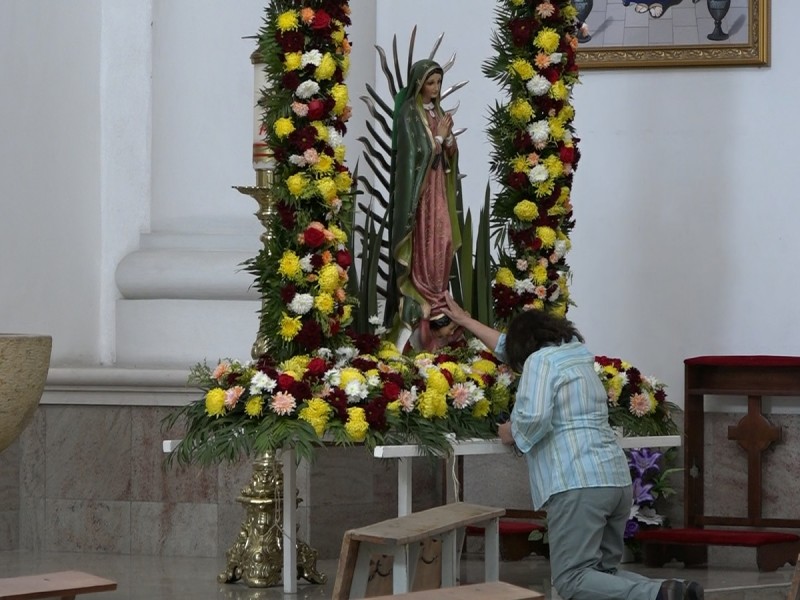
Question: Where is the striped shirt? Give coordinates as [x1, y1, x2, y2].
[495, 335, 630, 510]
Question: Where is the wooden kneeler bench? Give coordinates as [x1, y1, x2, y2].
[0, 570, 117, 599]
[366, 580, 544, 599]
[332, 502, 505, 600]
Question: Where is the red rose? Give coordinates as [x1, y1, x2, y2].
[277, 373, 295, 390]
[303, 227, 326, 248]
[335, 249, 352, 268]
[306, 357, 328, 378]
[382, 381, 401, 401]
[311, 9, 331, 30]
[559, 145, 575, 164]
[307, 98, 326, 120]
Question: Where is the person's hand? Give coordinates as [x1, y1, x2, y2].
[437, 113, 453, 139]
[441, 293, 471, 326]
[498, 421, 515, 446]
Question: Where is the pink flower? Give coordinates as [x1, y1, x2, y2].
[271, 391, 297, 416]
[397, 389, 415, 412]
[303, 148, 320, 164]
[291, 102, 309, 117]
[450, 384, 472, 409]
[629, 392, 651, 417]
[212, 361, 231, 380]
[536, 2, 556, 18]
[224, 385, 245, 408]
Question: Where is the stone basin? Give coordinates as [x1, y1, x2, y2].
[0, 334, 52, 453]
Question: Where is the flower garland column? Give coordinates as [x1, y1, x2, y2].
[484, 0, 582, 325]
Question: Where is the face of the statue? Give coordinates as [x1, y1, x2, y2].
[420, 72, 442, 104]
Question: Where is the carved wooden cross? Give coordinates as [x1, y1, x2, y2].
[727, 395, 782, 521]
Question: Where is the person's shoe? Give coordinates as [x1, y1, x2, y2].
[657, 580, 686, 600]
[685, 581, 704, 600]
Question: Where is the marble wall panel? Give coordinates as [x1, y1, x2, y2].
[761, 414, 800, 522]
[704, 413, 749, 518]
[463, 452, 533, 510]
[0, 439, 20, 512]
[17, 496, 44, 551]
[132, 406, 218, 504]
[19, 409, 45, 500]
[0, 510, 19, 550]
[46, 406, 132, 501]
[130, 501, 218, 557]
[45, 499, 131, 553]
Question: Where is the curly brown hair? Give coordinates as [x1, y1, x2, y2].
[505, 310, 584, 372]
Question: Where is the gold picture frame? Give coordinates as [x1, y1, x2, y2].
[577, 0, 770, 69]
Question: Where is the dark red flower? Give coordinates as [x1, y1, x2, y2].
[559, 145, 575, 164]
[507, 171, 528, 190]
[508, 17, 537, 47]
[275, 30, 304, 53]
[382, 381, 401, 401]
[277, 201, 297, 229]
[296, 319, 323, 350]
[311, 9, 332, 30]
[306, 98, 326, 120]
[303, 226, 327, 248]
[282, 71, 300, 91]
[364, 397, 388, 431]
[289, 380, 312, 402]
[289, 126, 319, 153]
[306, 357, 328, 378]
[326, 389, 348, 421]
[335, 249, 352, 268]
[280, 284, 297, 304]
[277, 373, 295, 390]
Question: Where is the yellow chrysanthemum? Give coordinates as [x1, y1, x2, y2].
[559, 105, 575, 122]
[311, 121, 328, 142]
[339, 367, 366, 388]
[314, 292, 335, 315]
[279, 313, 302, 341]
[281, 355, 310, 375]
[333, 145, 346, 164]
[510, 155, 531, 174]
[317, 263, 340, 292]
[488, 384, 510, 414]
[562, 3, 578, 20]
[284, 52, 302, 71]
[417, 389, 448, 419]
[328, 224, 347, 244]
[245, 395, 264, 417]
[331, 83, 349, 114]
[317, 177, 338, 202]
[311, 153, 334, 174]
[278, 250, 301, 279]
[513, 200, 539, 222]
[537, 226, 557, 249]
[335, 171, 352, 192]
[205, 388, 226, 417]
[510, 0, 524, 5]
[344, 407, 369, 441]
[331, 27, 345, 44]
[439, 362, 466, 383]
[535, 29, 561, 54]
[299, 398, 332, 437]
[551, 301, 567, 318]
[471, 359, 497, 376]
[543, 155, 564, 178]
[274, 117, 295, 139]
[426, 369, 451, 395]
[472, 398, 491, 419]
[534, 179, 556, 198]
[469, 372, 487, 388]
[286, 173, 308, 197]
[386, 400, 401, 415]
[276, 10, 299, 32]
[532, 298, 545, 311]
[532, 263, 548, 285]
[341, 304, 352, 323]
[508, 98, 534, 123]
[315, 53, 337, 80]
[340, 54, 350, 75]
[377, 343, 402, 361]
[549, 80, 569, 101]
[510, 58, 535, 81]
[549, 119, 566, 141]
[495, 267, 516, 287]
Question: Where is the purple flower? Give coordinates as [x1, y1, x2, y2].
[631, 477, 655, 505]
[628, 448, 662, 477]
[624, 518, 640, 540]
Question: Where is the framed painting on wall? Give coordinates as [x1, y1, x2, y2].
[575, 0, 770, 69]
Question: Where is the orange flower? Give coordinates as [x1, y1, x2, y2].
[341, 38, 351, 54]
[534, 53, 552, 69]
[320, 250, 333, 264]
[300, 7, 315, 24]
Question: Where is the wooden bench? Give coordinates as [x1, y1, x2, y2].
[366, 580, 544, 599]
[0, 570, 117, 600]
[465, 509, 548, 561]
[332, 502, 505, 600]
[637, 528, 800, 572]
[789, 553, 800, 600]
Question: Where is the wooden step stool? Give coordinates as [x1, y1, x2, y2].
[332, 502, 505, 600]
[366, 580, 544, 599]
[0, 570, 117, 599]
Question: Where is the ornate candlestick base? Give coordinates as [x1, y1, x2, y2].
[218, 451, 327, 588]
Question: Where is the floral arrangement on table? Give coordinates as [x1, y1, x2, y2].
[483, 0, 582, 326]
[595, 356, 679, 437]
[624, 447, 681, 558]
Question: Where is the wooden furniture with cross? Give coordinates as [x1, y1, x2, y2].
[332, 502, 504, 600]
[0, 570, 117, 600]
[640, 356, 800, 571]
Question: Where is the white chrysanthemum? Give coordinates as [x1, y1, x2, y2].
[288, 293, 314, 315]
[548, 287, 560, 301]
[528, 164, 549, 183]
[496, 370, 514, 387]
[368, 315, 382, 326]
[527, 120, 550, 144]
[299, 254, 314, 272]
[373, 325, 388, 336]
[249, 371, 277, 395]
[323, 368, 341, 386]
[549, 52, 563, 64]
[335, 346, 358, 364]
[513, 278, 536, 294]
[563, 131, 573, 143]
[468, 337, 487, 352]
[553, 239, 568, 259]
[345, 379, 368, 402]
[526, 75, 551, 97]
[644, 375, 660, 388]
[316, 347, 332, 359]
[289, 154, 307, 167]
[327, 128, 344, 148]
[301, 49, 323, 67]
[295, 80, 320, 99]
[366, 373, 381, 388]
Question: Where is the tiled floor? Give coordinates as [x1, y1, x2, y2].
[0, 550, 796, 599]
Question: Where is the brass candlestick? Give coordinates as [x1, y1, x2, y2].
[218, 451, 326, 588]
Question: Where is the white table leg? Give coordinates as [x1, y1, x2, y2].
[484, 516, 500, 582]
[397, 457, 413, 516]
[282, 447, 297, 594]
[441, 530, 457, 587]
